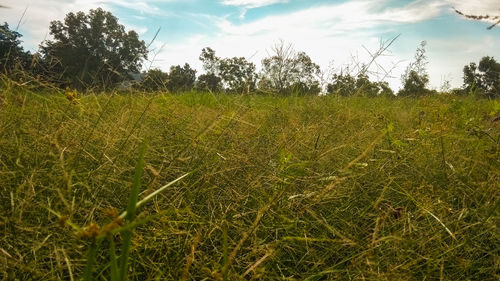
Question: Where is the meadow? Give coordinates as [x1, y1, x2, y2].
[0, 81, 499, 280]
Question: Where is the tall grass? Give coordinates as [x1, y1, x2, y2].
[0, 80, 498, 280]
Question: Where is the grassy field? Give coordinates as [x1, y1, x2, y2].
[1, 82, 499, 280]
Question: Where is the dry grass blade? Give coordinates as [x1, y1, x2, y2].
[180, 228, 203, 281]
[221, 190, 284, 277]
[119, 172, 190, 219]
[424, 208, 457, 241]
[1, 90, 497, 280]
[241, 248, 275, 278]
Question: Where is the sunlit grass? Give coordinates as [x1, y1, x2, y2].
[1, 80, 498, 280]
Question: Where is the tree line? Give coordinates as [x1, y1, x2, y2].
[1, 8, 499, 98]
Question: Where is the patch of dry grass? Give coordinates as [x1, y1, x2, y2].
[1, 80, 499, 280]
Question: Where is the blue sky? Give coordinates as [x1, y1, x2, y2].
[1, 0, 499, 90]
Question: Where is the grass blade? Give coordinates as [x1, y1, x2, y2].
[222, 221, 228, 281]
[118, 141, 147, 281]
[82, 240, 101, 281]
[109, 237, 118, 281]
[118, 172, 190, 219]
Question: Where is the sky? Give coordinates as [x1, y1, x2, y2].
[1, 0, 499, 91]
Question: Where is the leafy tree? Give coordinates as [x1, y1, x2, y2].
[260, 41, 294, 94]
[140, 68, 168, 91]
[355, 74, 383, 97]
[197, 47, 256, 93]
[288, 52, 321, 95]
[0, 22, 31, 72]
[196, 73, 222, 92]
[378, 81, 395, 97]
[326, 72, 393, 97]
[260, 41, 321, 95]
[219, 56, 256, 93]
[40, 8, 147, 89]
[197, 48, 222, 92]
[399, 70, 429, 96]
[463, 62, 480, 91]
[199, 47, 219, 76]
[463, 56, 500, 98]
[326, 72, 356, 96]
[398, 41, 430, 97]
[167, 63, 196, 93]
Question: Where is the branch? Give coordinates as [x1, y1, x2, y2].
[454, 8, 500, 29]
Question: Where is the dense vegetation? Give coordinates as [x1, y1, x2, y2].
[1, 78, 498, 279]
[1, 6, 499, 281]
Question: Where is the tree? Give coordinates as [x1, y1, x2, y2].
[378, 81, 395, 97]
[398, 41, 430, 97]
[326, 72, 394, 97]
[0, 22, 31, 72]
[260, 41, 321, 95]
[199, 47, 219, 76]
[140, 68, 168, 91]
[463, 56, 500, 98]
[196, 73, 222, 92]
[40, 8, 148, 89]
[326, 72, 356, 96]
[197, 48, 223, 92]
[166, 63, 196, 93]
[197, 47, 256, 93]
[287, 52, 321, 95]
[219, 56, 256, 93]
[355, 73, 383, 97]
[260, 41, 293, 95]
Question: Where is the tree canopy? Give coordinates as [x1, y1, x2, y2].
[398, 41, 430, 97]
[260, 41, 321, 95]
[40, 8, 147, 89]
[463, 56, 500, 98]
[198, 47, 256, 93]
[327, 73, 393, 97]
[0, 22, 31, 72]
[167, 63, 197, 93]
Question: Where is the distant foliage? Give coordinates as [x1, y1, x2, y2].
[167, 63, 197, 93]
[196, 73, 222, 92]
[398, 41, 430, 97]
[199, 47, 219, 75]
[463, 56, 500, 98]
[40, 8, 148, 90]
[0, 22, 31, 72]
[260, 41, 321, 96]
[197, 47, 256, 93]
[327, 73, 394, 97]
[219, 56, 257, 93]
[327, 72, 356, 96]
[140, 69, 168, 92]
[139, 64, 196, 93]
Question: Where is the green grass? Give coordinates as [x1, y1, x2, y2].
[0, 81, 499, 280]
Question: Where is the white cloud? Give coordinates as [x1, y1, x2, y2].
[152, 0, 498, 91]
[199, 0, 446, 89]
[376, 0, 446, 23]
[221, 0, 288, 8]
[216, 0, 444, 36]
